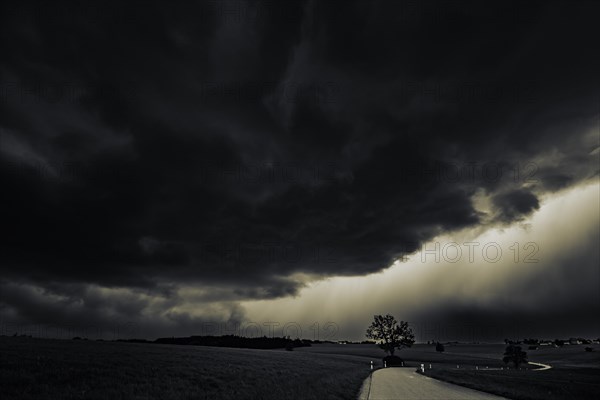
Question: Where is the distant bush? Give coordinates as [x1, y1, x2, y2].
[528, 346, 538, 350]
[383, 355, 404, 367]
[436, 342, 445, 353]
[503, 345, 528, 368]
[584, 347, 593, 352]
[116, 339, 151, 344]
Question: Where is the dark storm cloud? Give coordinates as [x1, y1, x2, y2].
[0, 278, 248, 339]
[1, 1, 598, 335]
[491, 188, 539, 222]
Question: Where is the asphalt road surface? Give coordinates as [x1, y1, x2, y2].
[358, 368, 509, 400]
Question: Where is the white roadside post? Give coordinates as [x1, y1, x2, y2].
[429, 364, 432, 369]
[420, 363, 424, 373]
[370, 361, 373, 370]
[384, 361, 387, 368]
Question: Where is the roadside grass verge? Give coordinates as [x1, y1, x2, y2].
[423, 367, 600, 400]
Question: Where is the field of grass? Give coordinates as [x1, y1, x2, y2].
[298, 343, 511, 368]
[420, 343, 600, 400]
[299, 342, 600, 367]
[0, 337, 372, 400]
[299, 342, 600, 399]
[3, 338, 598, 400]
[424, 368, 600, 400]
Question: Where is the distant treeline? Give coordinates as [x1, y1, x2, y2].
[505, 337, 599, 346]
[116, 335, 314, 350]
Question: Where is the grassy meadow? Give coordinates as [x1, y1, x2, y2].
[422, 343, 600, 400]
[0, 337, 372, 400]
[2, 338, 599, 399]
[425, 367, 600, 400]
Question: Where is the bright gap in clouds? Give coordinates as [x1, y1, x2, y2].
[242, 180, 600, 342]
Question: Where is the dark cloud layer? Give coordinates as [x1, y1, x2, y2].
[492, 188, 540, 222]
[1, 0, 598, 336]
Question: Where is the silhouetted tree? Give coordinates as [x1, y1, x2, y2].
[436, 342, 445, 353]
[503, 345, 528, 368]
[365, 314, 415, 356]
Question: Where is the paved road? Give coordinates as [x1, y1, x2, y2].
[358, 368, 509, 400]
[528, 361, 552, 371]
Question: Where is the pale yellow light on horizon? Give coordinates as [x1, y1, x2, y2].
[241, 179, 600, 338]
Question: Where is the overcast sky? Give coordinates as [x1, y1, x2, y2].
[1, 0, 598, 342]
